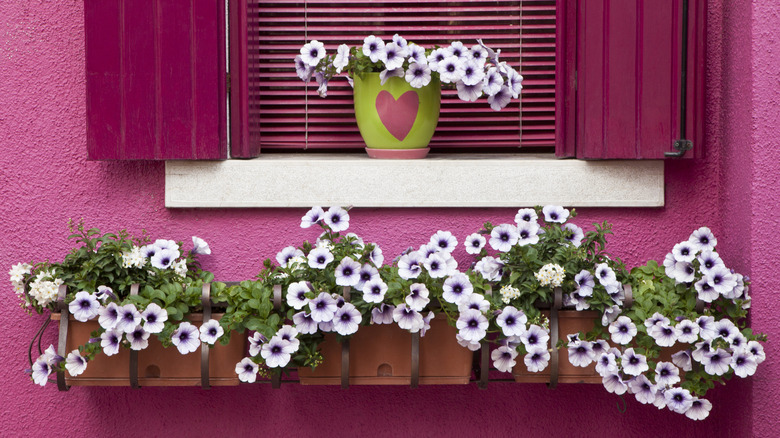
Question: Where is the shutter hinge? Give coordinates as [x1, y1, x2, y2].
[665, 139, 692, 158]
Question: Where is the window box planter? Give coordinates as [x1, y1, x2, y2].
[298, 315, 472, 386]
[51, 312, 245, 387]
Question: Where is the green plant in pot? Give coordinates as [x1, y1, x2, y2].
[295, 35, 524, 158]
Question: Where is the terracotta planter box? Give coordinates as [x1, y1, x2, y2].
[512, 310, 604, 384]
[299, 315, 472, 385]
[51, 313, 245, 386]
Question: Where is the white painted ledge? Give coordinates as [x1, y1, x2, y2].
[165, 153, 664, 208]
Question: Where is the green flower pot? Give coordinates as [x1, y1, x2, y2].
[353, 73, 441, 158]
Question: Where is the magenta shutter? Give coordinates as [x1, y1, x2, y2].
[233, 0, 557, 152]
[86, 0, 227, 160]
[556, 0, 704, 159]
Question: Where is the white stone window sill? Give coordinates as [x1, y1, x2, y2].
[164, 153, 664, 208]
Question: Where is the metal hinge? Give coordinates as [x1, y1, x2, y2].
[665, 139, 692, 158]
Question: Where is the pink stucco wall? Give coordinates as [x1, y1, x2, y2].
[1, 1, 778, 436]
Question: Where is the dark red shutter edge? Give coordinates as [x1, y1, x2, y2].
[86, 0, 227, 160]
[229, 0, 261, 158]
[555, 0, 576, 157]
[686, 0, 705, 159]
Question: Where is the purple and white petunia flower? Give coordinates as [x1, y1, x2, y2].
[420, 312, 435, 337]
[695, 278, 719, 302]
[140, 243, 158, 259]
[487, 85, 512, 111]
[151, 248, 178, 270]
[333, 303, 361, 336]
[438, 56, 465, 84]
[654, 361, 681, 387]
[300, 40, 326, 67]
[474, 256, 504, 282]
[492, 346, 518, 373]
[568, 340, 594, 367]
[497, 306, 527, 337]
[236, 357, 259, 383]
[460, 59, 485, 86]
[602, 373, 628, 395]
[705, 265, 737, 296]
[670, 261, 696, 284]
[696, 315, 717, 340]
[697, 250, 723, 275]
[286, 281, 311, 310]
[382, 42, 405, 70]
[442, 273, 474, 304]
[590, 340, 609, 359]
[199, 319, 224, 345]
[307, 246, 334, 269]
[407, 43, 426, 65]
[362, 35, 385, 62]
[505, 67, 523, 98]
[153, 239, 179, 252]
[127, 325, 150, 350]
[520, 324, 549, 350]
[645, 312, 671, 329]
[405, 283, 430, 311]
[663, 252, 677, 279]
[248, 331, 267, 356]
[334, 257, 361, 287]
[723, 273, 746, 300]
[514, 208, 537, 224]
[445, 41, 468, 59]
[629, 375, 657, 404]
[692, 340, 712, 363]
[609, 316, 637, 345]
[676, 319, 700, 343]
[622, 348, 649, 376]
[575, 270, 596, 297]
[489, 223, 519, 252]
[455, 80, 484, 103]
[430, 230, 458, 253]
[369, 244, 384, 267]
[685, 398, 712, 421]
[69, 291, 100, 322]
[596, 351, 618, 377]
[418, 242, 440, 259]
[261, 336, 295, 368]
[427, 48, 448, 72]
[301, 206, 325, 228]
[456, 309, 488, 342]
[294, 55, 315, 82]
[95, 285, 116, 303]
[277, 246, 305, 267]
[292, 312, 317, 335]
[672, 241, 697, 262]
[392, 34, 409, 55]
[323, 206, 350, 232]
[747, 340, 766, 364]
[689, 226, 717, 252]
[516, 221, 540, 246]
[101, 329, 122, 356]
[398, 251, 424, 280]
[542, 205, 570, 224]
[563, 223, 584, 247]
[172, 322, 201, 354]
[333, 44, 350, 73]
[665, 387, 694, 414]
[116, 304, 142, 333]
[649, 323, 680, 347]
[702, 348, 732, 376]
[594, 263, 618, 287]
[393, 304, 425, 333]
[65, 350, 88, 377]
[318, 320, 334, 333]
[371, 303, 395, 325]
[423, 253, 449, 278]
[405, 63, 431, 88]
[470, 44, 488, 65]
[308, 292, 337, 323]
[192, 236, 211, 255]
[601, 304, 621, 326]
[482, 67, 504, 96]
[141, 303, 167, 334]
[354, 264, 380, 291]
[32, 356, 54, 386]
[464, 233, 486, 254]
[672, 350, 693, 372]
[730, 347, 757, 378]
[362, 278, 388, 304]
[713, 318, 738, 342]
[523, 346, 550, 373]
[457, 333, 483, 352]
[457, 293, 490, 314]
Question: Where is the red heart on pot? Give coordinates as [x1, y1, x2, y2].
[375, 90, 419, 141]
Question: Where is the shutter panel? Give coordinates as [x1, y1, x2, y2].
[236, 0, 557, 152]
[558, 0, 704, 159]
[86, 0, 227, 160]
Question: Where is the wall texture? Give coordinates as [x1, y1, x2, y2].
[1, 0, 777, 437]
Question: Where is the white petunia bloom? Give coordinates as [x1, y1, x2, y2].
[65, 350, 88, 377]
[665, 387, 694, 414]
[520, 324, 549, 350]
[514, 208, 537, 224]
[334, 257, 361, 287]
[301, 206, 325, 228]
[293, 312, 318, 335]
[602, 373, 628, 395]
[675, 319, 700, 343]
[456, 81, 483, 102]
[492, 346, 519, 373]
[333, 44, 350, 73]
[248, 331, 267, 356]
[496, 306, 527, 337]
[286, 281, 311, 310]
[69, 291, 100, 322]
[457, 333, 483, 352]
[405, 63, 431, 88]
[654, 361, 681, 387]
[382, 42, 405, 70]
[141, 303, 167, 333]
[648, 323, 680, 347]
[483, 67, 504, 96]
[460, 59, 485, 86]
[629, 375, 657, 404]
[702, 348, 731, 376]
[127, 325, 151, 350]
[456, 309, 488, 342]
[505, 66, 523, 98]
[457, 293, 490, 314]
[333, 303, 361, 336]
[199, 319, 225, 345]
[405, 283, 430, 311]
[371, 303, 395, 325]
[236, 357, 259, 383]
[101, 329, 122, 356]
[398, 251, 424, 279]
[308, 292, 337, 323]
[621, 348, 649, 376]
[489, 224, 519, 252]
[363, 35, 386, 62]
[442, 273, 474, 304]
[192, 236, 211, 255]
[393, 304, 425, 333]
[307, 246, 334, 269]
[276, 246, 304, 268]
[116, 304, 142, 334]
[487, 85, 512, 111]
[464, 233, 486, 254]
[563, 223, 585, 247]
[172, 322, 201, 354]
[688, 226, 717, 252]
[542, 205, 570, 224]
[261, 336, 295, 368]
[98, 302, 120, 330]
[323, 206, 350, 232]
[362, 278, 388, 304]
[300, 40, 326, 67]
[524, 346, 550, 373]
[685, 398, 712, 421]
[609, 316, 637, 345]
[672, 241, 696, 262]
[438, 56, 465, 84]
[423, 253, 449, 278]
[407, 43, 426, 65]
[516, 221, 540, 246]
[430, 230, 458, 253]
[475, 256, 504, 282]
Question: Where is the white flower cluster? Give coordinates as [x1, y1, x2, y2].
[121, 246, 146, 269]
[534, 263, 565, 287]
[28, 270, 64, 307]
[663, 227, 749, 307]
[499, 284, 521, 304]
[8, 262, 32, 303]
[295, 35, 523, 109]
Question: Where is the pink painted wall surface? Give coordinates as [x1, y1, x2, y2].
[0, 1, 777, 437]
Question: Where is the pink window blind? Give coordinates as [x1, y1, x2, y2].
[246, 0, 557, 151]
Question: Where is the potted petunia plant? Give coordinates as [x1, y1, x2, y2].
[16, 220, 244, 388]
[295, 34, 523, 158]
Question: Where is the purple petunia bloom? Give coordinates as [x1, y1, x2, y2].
[464, 233, 486, 254]
[489, 223, 519, 252]
[172, 322, 201, 354]
[516, 221, 540, 246]
[567, 340, 594, 368]
[524, 346, 550, 373]
[665, 387, 694, 414]
[276, 246, 305, 267]
[101, 329, 122, 356]
[629, 374, 657, 404]
[482, 67, 504, 96]
[65, 350, 87, 377]
[334, 257, 362, 287]
[199, 319, 225, 345]
[672, 241, 696, 262]
[393, 304, 425, 333]
[487, 85, 512, 111]
[520, 324, 549, 350]
[697, 250, 723, 275]
[362, 35, 385, 63]
[672, 350, 693, 372]
[430, 230, 458, 253]
[542, 205, 570, 224]
[69, 291, 100, 322]
[622, 348, 649, 376]
[371, 303, 395, 325]
[649, 323, 680, 347]
[595, 352, 618, 377]
[248, 331, 267, 356]
[323, 207, 349, 232]
[307, 246, 334, 270]
[127, 325, 150, 350]
[333, 303, 361, 336]
[730, 347, 758, 377]
[261, 336, 295, 368]
[689, 227, 717, 252]
[405, 63, 432, 89]
[456, 309, 488, 342]
[293, 312, 317, 335]
[676, 319, 700, 343]
[294, 55, 315, 82]
[439, 56, 465, 84]
[654, 361, 681, 387]
[236, 357, 259, 383]
[308, 292, 337, 323]
[398, 251, 424, 280]
[609, 316, 637, 345]
[594, 263, 618, 287]
[702, 348, 732, 376]
[141, 303, 167, 334]
[442, 273, 474, 304]
[696, 315, 717, 340]
[492, 346, 518, 373]
[563, 223, 584, 247]
[286, 281, 311, 310]
[301, 206, 325, 228]
[423, 253, 451, 278]
[575, 270, 595, 297]
[685, 398, 712, 421]
[362, 278, 388, 304]
[602, 373, 628, 395]
[497, 306, 527, 337]
[405, 283, 430, 311]
[300, 40, 326, 67]
[116, 304, 142, 334]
